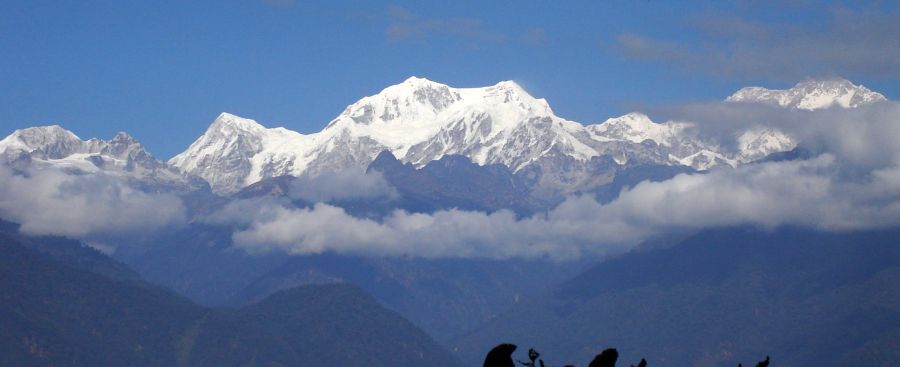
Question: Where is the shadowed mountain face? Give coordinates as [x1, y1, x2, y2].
[230, 254, 587, 342]
[367, 151, 537, 214]
[234, 151, 694, 216]
[451, 227, 900, 367]
[119, 224, 587, 343]
[0, 220, 145, 284]
[0, 230, 462, 367]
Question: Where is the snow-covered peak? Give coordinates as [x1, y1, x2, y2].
[587, 112, 687, 147]
[0, 125, 85, 159]
[0, 125, 205, 192]
[208, 112, 267, 135]
[168, 112, 309, 193]
[735, 127, 797, 162]
[481, 80, 553, 116]
[489, 80, 529, 98]
[333, 78, 549, 127]
[726, 78, 886, 110]
[111, 131, 136, 142]
[321, 77, 559, 157]
[333, 77, 460, 128]
[400, 75, 442, 88]
[100, 131, 155, 163]
[597, 112, 655, 132]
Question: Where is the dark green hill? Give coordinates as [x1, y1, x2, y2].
[0, 220, 144, 284]
[0, 234, 461, 367]
[451, 227, 900, 367]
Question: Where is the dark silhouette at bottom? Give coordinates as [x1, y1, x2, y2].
[483, 343, 771, 367]
[483, 343, 517, 367]
[588, 348, 618, 367]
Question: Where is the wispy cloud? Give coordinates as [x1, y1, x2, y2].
[615, 7, 900, 81]
[385, 5, 507, 45]
[520, 28, 548, 46]
[289, 169, 397, 203]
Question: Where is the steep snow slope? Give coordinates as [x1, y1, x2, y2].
[168, 113, 310, 194]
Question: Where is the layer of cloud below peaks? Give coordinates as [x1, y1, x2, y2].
[0, 166, 186, 240]
[227, 101, 900, 260]
[228, 155, 900, 260]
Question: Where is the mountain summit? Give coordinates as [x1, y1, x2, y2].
[0, 125, 206, 192]
[168, 112, 307, 193]
[726, 78, 886, 110]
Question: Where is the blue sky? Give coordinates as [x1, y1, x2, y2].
[2, 0, 898, 158]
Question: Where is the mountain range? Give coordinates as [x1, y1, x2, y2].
[0, 126, 207, 193]
[3, 78, 883, 198]
[726, 79, 886, 110]
[1, 77, 895, 366]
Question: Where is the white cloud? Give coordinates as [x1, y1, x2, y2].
[230, 154, 900, 260]
[202, 196, 291, 227]
[0, 165, 186, 240]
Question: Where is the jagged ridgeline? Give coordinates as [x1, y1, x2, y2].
[4, 78, 882, 200]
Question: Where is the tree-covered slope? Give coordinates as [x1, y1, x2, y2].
[0, 234, 461, 367]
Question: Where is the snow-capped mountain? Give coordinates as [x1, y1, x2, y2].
[168, 113, 308, 195]
[723, 79, 887, 161]
[172, 78, 596, 193]
[0, 126, 207, 192]
[726, 79, 886, 110]
[585, 113, 735, 169]
[173, 77, 752, 194]
[4, 77, 885, 197]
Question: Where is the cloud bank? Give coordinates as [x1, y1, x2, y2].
[0, 166, 186, 240]
[224, 101, 900, 260]
[6, 99, 896, 261]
